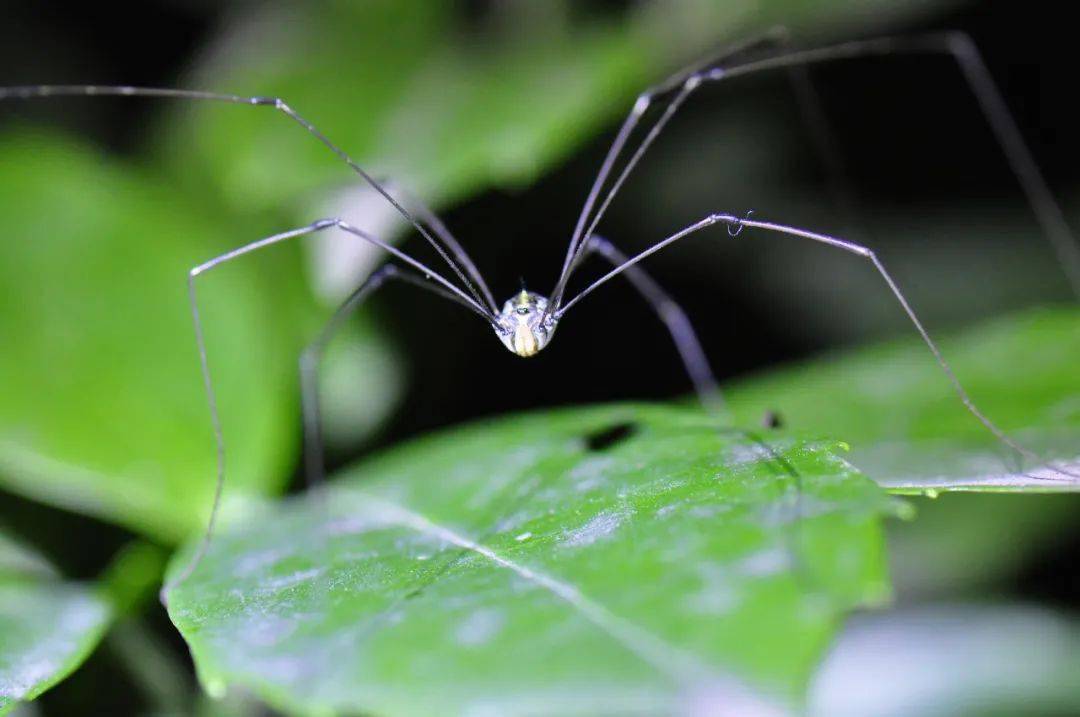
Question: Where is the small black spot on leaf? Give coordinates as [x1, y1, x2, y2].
[762, 410, 784, 429]
[584, 422, 637, 451]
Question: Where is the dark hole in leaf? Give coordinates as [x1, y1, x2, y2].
[584, 422, 637, 451]
[762, 410, 784, 429]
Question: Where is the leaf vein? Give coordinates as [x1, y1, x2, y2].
[364, 494, 719, 683]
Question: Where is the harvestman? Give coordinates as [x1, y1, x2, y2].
[4, 29, 1078, 595]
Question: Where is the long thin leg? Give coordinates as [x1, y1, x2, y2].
[558, 211, 1075, 479]
[720, 34, 1080, 296]
[162, 218, 489, 599]
[378, 178, 497, 313]
[553, 27, 791, 304]
[554, 31, 862, 304]
[299, 263, 479, 488]
[0, 85, 495, 317]
[581, 235, 724, 415]
[550, 31, 1080, 310]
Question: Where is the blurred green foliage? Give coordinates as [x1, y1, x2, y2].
[0, 531, 161, 716]
[888, 492, 1080, 599]
[0, 133, 301, 541]
[163, 0, 953, 215]
[810, 605, 1080, 716]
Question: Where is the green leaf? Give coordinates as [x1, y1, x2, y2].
[0, 530, 112, 715]
[0, 131, 303, 542]
[167, 404, 893, 714]
[0, 583, 109, 716]
[727, 307, 1080, 493]
[0, 536, 164, 715]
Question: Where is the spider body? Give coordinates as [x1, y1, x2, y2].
[496, 290, 556, 357]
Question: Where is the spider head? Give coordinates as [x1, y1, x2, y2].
[495, 289, 556, 357]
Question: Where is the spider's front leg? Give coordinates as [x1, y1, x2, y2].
[558, 211, 1076, 481]
[167, 217, 488, 597]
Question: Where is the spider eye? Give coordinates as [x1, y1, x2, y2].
[516, 307, 530, 316]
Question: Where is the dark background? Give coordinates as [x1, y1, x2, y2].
[1, 1, 1077, 714]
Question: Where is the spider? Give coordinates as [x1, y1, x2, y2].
[3, 28, 1077, 594]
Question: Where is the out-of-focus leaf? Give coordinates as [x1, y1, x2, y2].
[166, 404, 894, 715]
[809, 605, 1080, 717]
[0, 532, 162, 715]
[163, 2, 703, 214]
[0, 583, 108, 716]
[887, 493, 1080, 599]
[728, 307, 1080, 493]
[162, 0, 950, 216]
[317, 318, 403, 452]
[0, 132, 303, 542]
[0, 529, 53, 580]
